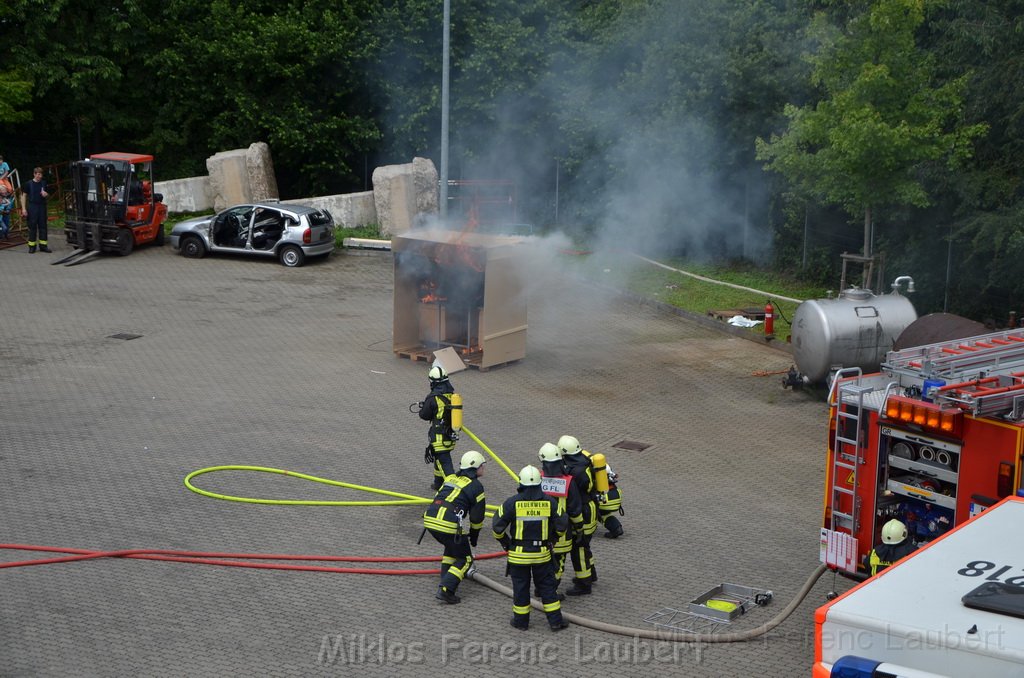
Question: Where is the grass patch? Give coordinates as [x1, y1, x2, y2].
[575, 252, 828, 340]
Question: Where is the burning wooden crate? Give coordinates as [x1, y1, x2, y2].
[393, 230, 528, 370]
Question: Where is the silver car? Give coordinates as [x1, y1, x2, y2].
[169, 202, 335, 267]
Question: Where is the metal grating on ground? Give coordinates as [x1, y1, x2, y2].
[108, 333, 143, 341]
[643, 608, 728, 634]
[613, 439, 651, 452]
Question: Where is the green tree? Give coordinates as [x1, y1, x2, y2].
[756, 0, 985, 280]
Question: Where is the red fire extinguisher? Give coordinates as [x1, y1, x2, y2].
[764, 300, 775, 338]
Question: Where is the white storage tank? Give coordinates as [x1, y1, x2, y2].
[792, 277, 917, 383]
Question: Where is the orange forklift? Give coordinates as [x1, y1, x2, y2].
[54, 152, 168, 266]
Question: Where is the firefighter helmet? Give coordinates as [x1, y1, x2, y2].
[519, 465, 542, 486]
[460, 450, 486, 470]
[881, 519, 908, 545]
[557, 435, 582, 456]
[428, 365, 447, 382]
[538, 443, 562, 462]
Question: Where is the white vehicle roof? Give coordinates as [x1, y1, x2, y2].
[817, 496, 1024, 675]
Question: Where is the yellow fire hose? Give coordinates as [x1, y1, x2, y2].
[460, 425, 520, 481]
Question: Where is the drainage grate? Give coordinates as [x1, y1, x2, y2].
[612, 440, 650, 452]
[108, 333, 143, 341]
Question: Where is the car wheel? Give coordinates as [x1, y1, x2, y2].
[180, 234, 206, 259]
[116, 229, 134, 256]
[279, 245, 305, 267]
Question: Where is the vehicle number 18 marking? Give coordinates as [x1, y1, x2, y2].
[957, 561, 1024, 586]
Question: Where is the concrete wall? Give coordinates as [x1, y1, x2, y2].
[155, 176, 214, 213]
[154, 147, 437, 234]
[281, 191, 376, 229]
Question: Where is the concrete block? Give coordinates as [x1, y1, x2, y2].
[372, 157, 438, 237]
[246, 142, 279, 202]
[206, 149, 249, 212]
[154, 176, 214, 213]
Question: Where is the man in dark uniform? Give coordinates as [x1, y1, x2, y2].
[418, 365, 458, 490]
[558, 434, 598, 596]
[492, 464, 570, 631]
[422, 450, 487, 604]
[867, 519, 917, 576]
[538, 442, 583, 600]
[20, 167, 51, 253]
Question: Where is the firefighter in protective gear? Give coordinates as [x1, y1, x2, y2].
[866, 519, 916, 576]
[538, 442, 583, 599]
[492, 465, 570, 631]
[423, 450, 487, 604]
[418, 364, 460, 490]
[599, 464, 625, 538]
[557, 434, 598, 595]
[582, 449, 625, 538]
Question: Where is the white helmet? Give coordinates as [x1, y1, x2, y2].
[519, 465, 542, 486]
[428, 365, 447, 382]
[557, 435, 581, 456]
[881, 519, 908, 544]
[460, 450, 486, 470]
[538, 443, 562, 462]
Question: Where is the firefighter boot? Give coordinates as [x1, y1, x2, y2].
[565, 580, 592, 596]
[510, 615, 529, 631]
[435, 586, 461, 604]
[603, 516, 624, 539]
[550, 619, 570, 632]
[573, 566, 597, 586]
[38, 244, 51, 253]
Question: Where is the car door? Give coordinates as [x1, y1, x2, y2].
[211, 205, 255, 251]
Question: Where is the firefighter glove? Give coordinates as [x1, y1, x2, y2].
[469, 528, 480, 547]
[498, 534, 511, 551]
[424, 446, 435, 464]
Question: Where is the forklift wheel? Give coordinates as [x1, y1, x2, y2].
[116, 229, 134, 256]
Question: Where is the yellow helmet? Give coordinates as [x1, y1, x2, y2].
[538, 443, 562, 462]
[881, 519, 908, 544]
[460, 450, 485, 470]
[557, 435, 581, 456]
[519, 465, 542, 486]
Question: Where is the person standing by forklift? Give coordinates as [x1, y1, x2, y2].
[558, 434, 599, 595]
[20, 167, 50, 253]
[422, 450, 487, 604]
[492, 465, 570, 631]
[418, 364, 462, 490]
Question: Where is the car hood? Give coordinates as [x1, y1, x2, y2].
[170, 215, 214, 233]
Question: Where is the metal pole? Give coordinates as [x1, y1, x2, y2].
[944, 223, 953, 312]
[440, 0, 451, 221]
[554, 158, 560, 225]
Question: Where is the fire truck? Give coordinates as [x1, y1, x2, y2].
[820, 328, 1024, 578]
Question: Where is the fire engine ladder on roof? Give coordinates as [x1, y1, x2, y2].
[829, 369, 870, 534]
[884, 328, 1024, 382]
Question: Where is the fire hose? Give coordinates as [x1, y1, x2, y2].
[3, 429, 830, 643]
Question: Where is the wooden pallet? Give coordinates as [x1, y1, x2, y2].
[394, 345, 519, 372]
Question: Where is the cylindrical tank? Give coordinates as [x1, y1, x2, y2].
[792, 287, 917, 383]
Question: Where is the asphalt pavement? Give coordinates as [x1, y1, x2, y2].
[0, 235, 853, 676]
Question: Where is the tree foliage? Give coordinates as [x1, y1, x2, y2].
[756, 0, 986, 258]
